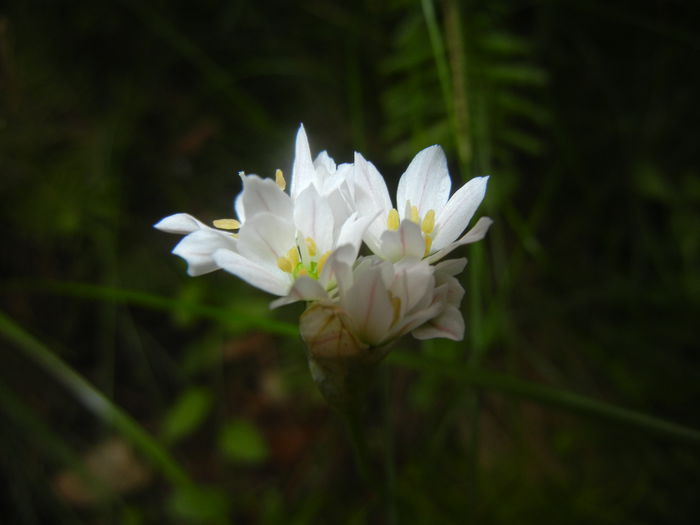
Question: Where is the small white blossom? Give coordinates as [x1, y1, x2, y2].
[350, 145, 493, 263]
[155, 125, 374, 301]
[286, 245, 466, 348]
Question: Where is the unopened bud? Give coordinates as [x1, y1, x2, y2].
[300, 303, 380, 409]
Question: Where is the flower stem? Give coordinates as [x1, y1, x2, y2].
[383, 370, 398, 525]
[341, 405, 373, 487]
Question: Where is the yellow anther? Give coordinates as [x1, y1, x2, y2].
[424, 235, 433, 256]
[387, 208, 400, 231]
[277, 256, 293, 273]
[410, 205, 420, 224]
[317, 251, 331, 275]
[287, 247, 300, 267]
[275, 169, 286, 191]
[213, 218, 241, 230]
[421, 209, 436, 234]
[391, 296, 402, 324]
[305, 237, 317, 257]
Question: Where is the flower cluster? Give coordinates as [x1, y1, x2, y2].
[155, 125, 491, 402]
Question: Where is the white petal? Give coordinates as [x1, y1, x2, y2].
[319, 244, 356, 293]
[396, 145, 451, 218]
[291, 124, 316, 200]
[335, 211, 378, 260]
[213, 248, 290, 296]
[426, 217, 493, 263]
[239, 174, 293, 222]
[412, 307, 465, 341]
[340, 261, 394, 346]
[270, 276, 328, 309]
[390, 259, 435, 315]
[379, 220, 426, 262]
[237, 212, 296, 265]
[350, 153, 392, 251]
[172, 229, 237, 276]
[392, 300, 443, 339]
[293, 185, 335, 254]
[351, 152, 392, 214]
[313, 150, 336, 176]
[432, 176, 489, 250]
[234, 193, 245, 223]
[154, 213, 210, 234]
[434, 257, 467, 277]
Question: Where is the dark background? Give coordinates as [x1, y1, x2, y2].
[1, 0, 699, 523]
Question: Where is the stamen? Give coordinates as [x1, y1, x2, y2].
[387, 208, 400, 231]
[213, 218, 241, 230]
[275, 169, 286, 191]
[424, 235, 433, 256]
[317, 251, 331, 276]
[305, 237, 317, 257]
[421, 209, 435, 234]
[410, 205, 420, 224]
[391, 296, 402, 324]
[287, 247, 300, 267]
[277, 256, 293, 273]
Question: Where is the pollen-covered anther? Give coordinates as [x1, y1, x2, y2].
[275, 169, 286, 191]
[305, 237, 317, 257]
[421, 209, 436, 234]
[277, 256, 293, 273]
[277, 247, 300, 273]
[391, 295, 402, 324]
[409, 205, 420, 224]
[287, 247, 300, 266]
[317, 251, 331, 275]
[387, 208, 400, 231]
[212, 218, 241, 230]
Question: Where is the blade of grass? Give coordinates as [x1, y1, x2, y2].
[388, 351, 700, 444]
[0, 382, 117, 504]
[421, 0, 460, 159]
[0, 310, 195, 488]
[7, 280, 298, 337]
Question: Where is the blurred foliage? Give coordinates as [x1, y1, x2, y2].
[1, 0, 699, 523]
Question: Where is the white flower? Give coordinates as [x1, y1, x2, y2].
[155, 125, 374, 302]
[350, 145, 493, 263]
[152, 213, 237, 276]
[286, 245, 467, 348]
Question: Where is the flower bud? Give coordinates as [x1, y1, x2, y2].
[300, 303, 382, 409]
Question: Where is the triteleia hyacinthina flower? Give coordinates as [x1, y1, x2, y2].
[155, 128, 493, 407]
[154, 125, 375, 303]
[350, 145, 493, 263]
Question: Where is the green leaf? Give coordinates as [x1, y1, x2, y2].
[388, 351, 700, 444]
[218, 419, 268, 464]
[161, 387, 213, 445]
[167, 485, 230, 524]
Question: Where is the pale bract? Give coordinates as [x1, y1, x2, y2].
[350, 145, 493, 263]
[154, 125, 373, 303]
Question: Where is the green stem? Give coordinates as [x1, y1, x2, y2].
[389, 352, 700, 444]
[341, 407, 373, 487]
[0, 310, 195, 488]
[383, 371, 398, 525]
